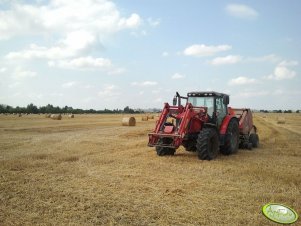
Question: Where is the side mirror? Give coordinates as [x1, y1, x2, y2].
[173, 96, 177, 106]
[223, 95, 229, 105]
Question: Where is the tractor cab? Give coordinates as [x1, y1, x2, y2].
[186, 91, 229, 128]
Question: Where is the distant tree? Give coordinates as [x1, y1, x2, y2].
[0, 104, 6, 113]
[284, 110, 292, 113]
[1, 103, 144, 114]
[297, 110, 300, 113]
[123, 106, 135, 114]
[26, 103, 38, 114]
[6, 105, 14, 113]
[45, 104, 54, 113]
[39, 106, 46, 114]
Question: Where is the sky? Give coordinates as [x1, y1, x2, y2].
[0, 0, 300, 110]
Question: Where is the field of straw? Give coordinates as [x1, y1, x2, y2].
[0, 113, 300, 225]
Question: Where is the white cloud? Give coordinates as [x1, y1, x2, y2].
[49, 56, 112, 70]
[6, 29, 97, 61]
[83, 84, 93, 89]
[6, 43, 75, 60]
[107, 67, 126, 75]
[273, 66, 296, 80]
[60, 30, 96, 51]
[236, 90, 269, 98]
[264, 61, 297, 80]
[118, 13, 141, 29]
[8, 82, 21, 88]
[226, 4, 258, 19]
[171, 73, 185, 79]
[61, 81, 78, 88]
[162, 51, 169, 57]
[1, 1, 141, 76]
[278, 60, 298, 67]
[13, 68, 37, 79]
[210, 55, 242, 65]
[0, 1, 142, 40]
[131, 81, 158, 86]
[247, 54, 281, 63]
[183, 44, 231, 57]
[50, 92, 63, 97]
[154, 97, 163, 103]
[98, 84, 120, 98]
[228, 76, 257, 86]
[130, 30, 147, 37]
[0, 67, 7, 73]
[147, 17, 160, 27]
[152, 90, 160, 94]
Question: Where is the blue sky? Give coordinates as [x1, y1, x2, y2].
[0, 0, 300, 110]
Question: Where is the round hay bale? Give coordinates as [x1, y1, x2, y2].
[141, 116, 148, 121]
[147, 115, 154, 119]
[68, 114, 74, 118]
[45, 114, 51, 118]
[50, 114, 62, 120]
[122, 117, 136, 126]
[18, 113, 22, 117]
[277, 117, 285, 124]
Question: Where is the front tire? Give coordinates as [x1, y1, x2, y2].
[220, 119, 239, 155]
[196, 128, 219, 160]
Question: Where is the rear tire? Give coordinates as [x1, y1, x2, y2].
[156, 138, 176, 156]
[220, 119, 239, 155]
[196, 128, 219, 160]
[249, 133, 259, 148]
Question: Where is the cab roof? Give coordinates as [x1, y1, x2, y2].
[187, 91, 228, 97]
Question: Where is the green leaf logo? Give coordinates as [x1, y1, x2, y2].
[262, 203, 299, 224]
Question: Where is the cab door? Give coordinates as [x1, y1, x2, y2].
[216, 97, 227, 128]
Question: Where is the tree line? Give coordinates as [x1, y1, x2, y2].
[0, 103, 143, 114]
[259, 109, 299, 113]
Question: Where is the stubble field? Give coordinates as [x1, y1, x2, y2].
[0, 113, 300, 225]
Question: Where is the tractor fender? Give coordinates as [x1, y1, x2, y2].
[219, 115, 239, 135]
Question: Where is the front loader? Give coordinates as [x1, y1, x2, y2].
[148, 91, 259, 160]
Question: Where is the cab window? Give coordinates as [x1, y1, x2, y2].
[188, 97, 214, 117]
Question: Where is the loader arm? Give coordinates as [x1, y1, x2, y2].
[148, 103, 203, 149]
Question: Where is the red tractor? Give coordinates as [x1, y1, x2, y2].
[148, 91, 259, 160]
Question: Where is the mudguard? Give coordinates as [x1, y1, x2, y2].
[219, 115, 239, 135]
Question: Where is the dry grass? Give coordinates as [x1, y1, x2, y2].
[0, 113, 300, 225]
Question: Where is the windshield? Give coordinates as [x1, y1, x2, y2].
[188, 96, 214, 116]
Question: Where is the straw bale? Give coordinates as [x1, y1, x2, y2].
[141, 116, 148, 121]
[50, 114, 62, 120]
[147, 115, 154, 119]
[68, 114, 75, 118]
[122, 117, 136, 126]
[277, 117, 285, 124]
